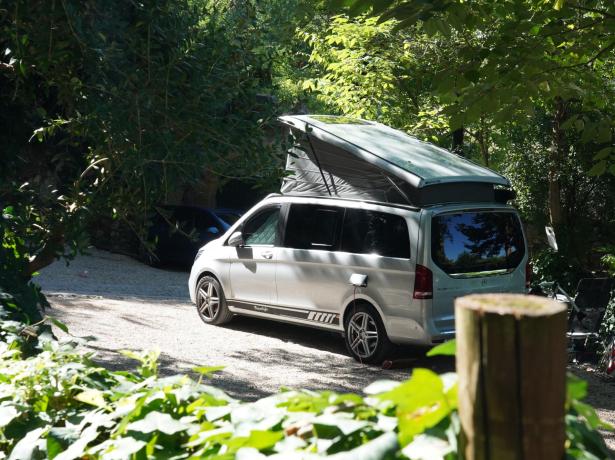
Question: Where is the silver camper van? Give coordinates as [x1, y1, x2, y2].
[189, 115, 528, 363]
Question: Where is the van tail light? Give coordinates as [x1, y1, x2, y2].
[413, 264, 433, 299]
[525, 261, 532, 289]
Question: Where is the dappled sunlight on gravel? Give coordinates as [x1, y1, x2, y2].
[36, 249, 615, 451]
[36, 249, 414, 400]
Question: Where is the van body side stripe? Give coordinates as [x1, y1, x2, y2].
[228, 300, 341, 327]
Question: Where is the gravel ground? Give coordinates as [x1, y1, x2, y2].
[35, 249, 615, 451]
[35, 249, 432, 400]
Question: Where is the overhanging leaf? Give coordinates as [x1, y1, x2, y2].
[426, 340, 456, 357]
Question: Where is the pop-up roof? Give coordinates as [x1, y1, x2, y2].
[278, 115, 512, 207]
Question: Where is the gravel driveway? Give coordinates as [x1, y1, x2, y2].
[35, 249, 615, 450]
[35, 249, 432, 400]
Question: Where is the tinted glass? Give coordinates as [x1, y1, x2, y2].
[284, 204, 343, 250]
[341, 209, 410, 258]
[243, 207, 280, 246]
[431, 211, 525, 276]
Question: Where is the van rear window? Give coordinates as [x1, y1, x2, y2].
[431, 211, 524, 276]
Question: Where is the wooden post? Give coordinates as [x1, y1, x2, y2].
[456, 294, 567, 460]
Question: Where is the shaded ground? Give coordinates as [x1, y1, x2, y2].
[36, 249, 447, 400]
[36, 249, 615, 451]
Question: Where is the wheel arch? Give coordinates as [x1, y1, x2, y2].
[341, 295, 388, 334]
[193, 268, 231, 300]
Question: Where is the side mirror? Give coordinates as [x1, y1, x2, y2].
[206, 226, 220, 235]
[227, 231, 243, 247]
[545, 226, 558, 252]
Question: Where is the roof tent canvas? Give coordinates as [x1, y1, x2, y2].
[278, 115, 511, 207]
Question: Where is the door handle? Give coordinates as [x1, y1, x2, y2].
[261, 251, 273, 259]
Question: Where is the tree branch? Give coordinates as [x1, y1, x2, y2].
[568, 4, 615, 21]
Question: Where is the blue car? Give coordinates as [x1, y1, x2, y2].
[142, 205, 242, 267]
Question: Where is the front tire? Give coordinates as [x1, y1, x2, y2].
[196, 276, 233, 325]
[344, 303, 392, 364]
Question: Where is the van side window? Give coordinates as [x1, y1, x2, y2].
[341, 209, 410, 259]
[284, 204, 343, 250]
[243, 207, 280, 246]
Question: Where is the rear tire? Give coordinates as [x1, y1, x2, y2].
[196, 276, 233, 325]
[344, 303, 393, 364]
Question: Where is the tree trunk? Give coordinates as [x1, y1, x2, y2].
[456, 294, 567, 460]
[452, 127, 464, 156]
[479, 117, 489, 167]
[549, 99, 567, 226]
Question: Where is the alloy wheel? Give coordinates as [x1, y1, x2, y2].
[347, 311, 379, 358]
[197, 281, 220, 321]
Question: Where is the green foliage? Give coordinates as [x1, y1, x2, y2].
[426, 340, 456, 357]
[600, 246, 615, 276]
[293, 14, 450, 144]
[0, 214, 46, 326]
[1, 0, 288, 272]
[531, 248, 586, 293]
[0, 302, 610, 459]
[599, 295, 615, 368]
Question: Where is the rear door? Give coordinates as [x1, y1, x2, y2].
[428, 208, 527, 334]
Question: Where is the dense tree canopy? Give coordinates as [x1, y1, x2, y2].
[1, 0, 296, 274]
[1, 0, 614, 279]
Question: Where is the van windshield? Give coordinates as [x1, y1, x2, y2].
[431, 211, 524, 276]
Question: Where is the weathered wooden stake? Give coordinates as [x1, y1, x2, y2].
[456, 294, 567, 460]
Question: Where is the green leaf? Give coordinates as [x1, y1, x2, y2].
[593, 147, 612, 161]
[0, 404, 18, 428]
[8, 427, 45, 460]
[74, 389, 107, 408]
[313, 414, 369, 437]
[553, 0, 565, 10]
[379, 369, 455, 446]
[560, 115, 578, 131]
[566, 373, 588, 402]
[402, 433, 454, 460]
[572, 400, 614, 431]
[427, 340, 456, 357]
[127, 411, 189, 435]
[244, 430, 284, 450]
[325, 432, 398, 460]
[193, 365, 225, 377]
[47, 316, 69, 333]
[93, 437, 147, 458]
[364, 380, 401, 395]
[46, 436, 63, 460]
[588, 160, 607, 177]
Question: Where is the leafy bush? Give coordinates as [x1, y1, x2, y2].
[600, 247, 615, 277]
[0, 313, 611, 459]
[0, 214, 47, 327]
[599, 295, 615, 374]
[531, 248, 587, 293]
